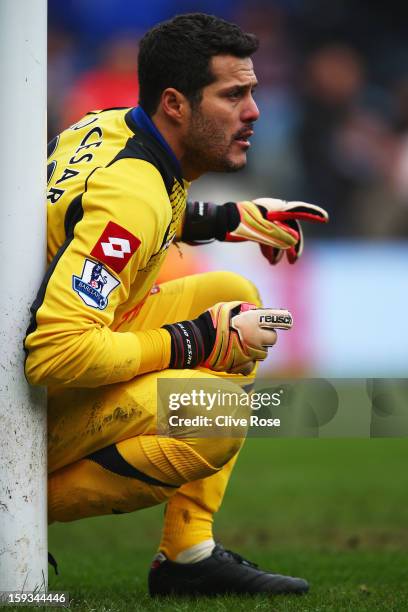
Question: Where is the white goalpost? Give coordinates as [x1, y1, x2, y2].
[0, 0, 48, 591]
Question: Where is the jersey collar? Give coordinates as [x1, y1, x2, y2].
[131, 106, 182, 178]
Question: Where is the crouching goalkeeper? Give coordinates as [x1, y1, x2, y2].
[25, 13, 328, 597]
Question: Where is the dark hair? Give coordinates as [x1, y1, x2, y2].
[138, 13, 259, 115]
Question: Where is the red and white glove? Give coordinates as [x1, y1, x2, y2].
[252, 198, 328, 264]
[181, 199, 328, 264]
[224, 200, 300, 250]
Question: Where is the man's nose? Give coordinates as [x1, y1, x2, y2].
[242, 96, 260, 123]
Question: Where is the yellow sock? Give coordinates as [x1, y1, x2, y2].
[159, 494, 214, 561]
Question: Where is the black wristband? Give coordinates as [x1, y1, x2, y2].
[214, 201, 240, 240]
[181, 201, 240, 243]
[163, 312, 216, 369]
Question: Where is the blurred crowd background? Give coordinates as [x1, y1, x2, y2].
[48, 0, 408, 376]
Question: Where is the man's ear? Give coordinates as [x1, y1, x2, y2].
[160, 88, 188, 123]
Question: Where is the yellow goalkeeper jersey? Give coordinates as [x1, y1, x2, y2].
[25, 107, 187, 387]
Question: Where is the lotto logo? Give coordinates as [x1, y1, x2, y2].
[101, 236, 131, 259]
[91, 221, 140, 273]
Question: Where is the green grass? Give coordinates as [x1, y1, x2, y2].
[43, 439, 408, 611]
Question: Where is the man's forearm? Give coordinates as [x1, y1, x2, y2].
[25, 325, 171, 388]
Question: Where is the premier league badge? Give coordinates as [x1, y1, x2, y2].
[72, 259, 120, 309]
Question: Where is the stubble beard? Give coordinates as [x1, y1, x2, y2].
[182, 108, 246, 175]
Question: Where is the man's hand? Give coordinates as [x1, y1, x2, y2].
[203, 302, 293, 375]
[181, 199, 328, 264]
[163, 302, 293, 375]
[224, 200, 300, 250]
[252, 198, 329, 264]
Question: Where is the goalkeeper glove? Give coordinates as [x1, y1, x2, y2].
[252, 198, 328, 264]
[163, 302, 293, 375]
[181, 199, 328, 264]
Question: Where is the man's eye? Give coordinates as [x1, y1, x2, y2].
[228, 91, 241, 99]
